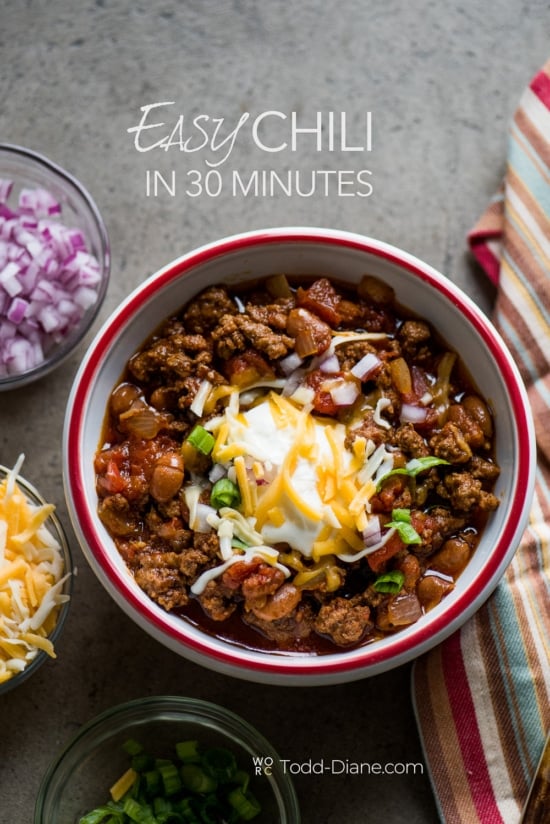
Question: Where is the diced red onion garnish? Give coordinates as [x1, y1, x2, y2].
[0, 179, 14, 204]
[279, 351, 304, 376]
[7, 297, 29, 325]
[0, 179, 102, 377]
[329, 380, 360, 406]
[362, 515, 382, 547]
[19, 187, 61, 217]
[350, 351, 382, 380]
[319, 352, 340, 374]
[400, 403, 429, 424]
[209, 463, 227, 483]
[281, 367, 306, 397]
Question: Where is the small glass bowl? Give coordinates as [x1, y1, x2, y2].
[0, 143, 110, 390]
[34, 695, 301, 823]
[0, 464, 73, 695]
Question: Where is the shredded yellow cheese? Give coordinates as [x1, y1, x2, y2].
[0, 457, 70, 684]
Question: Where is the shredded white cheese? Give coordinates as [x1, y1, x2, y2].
[373, 396, 392, 429]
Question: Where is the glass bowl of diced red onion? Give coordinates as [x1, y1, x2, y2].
[0, 143, 110, 389]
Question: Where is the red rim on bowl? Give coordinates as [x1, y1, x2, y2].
[63, 228, 537, 683]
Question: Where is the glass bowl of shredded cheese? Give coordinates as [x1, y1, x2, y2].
[0, 455, 72, 694]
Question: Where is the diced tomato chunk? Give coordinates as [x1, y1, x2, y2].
[101, 459, 127, 494]
[296, 278, 342, 325]
[304, 369, 340, 416]
[367, 532, 405, 572]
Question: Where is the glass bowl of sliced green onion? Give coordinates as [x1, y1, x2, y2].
[34, 695, 300, 823]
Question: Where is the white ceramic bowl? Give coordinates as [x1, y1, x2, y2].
[63, 228, 536, 686]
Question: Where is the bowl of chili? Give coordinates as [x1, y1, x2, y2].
[63, 227, 536, 685]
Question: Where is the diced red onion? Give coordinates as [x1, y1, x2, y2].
[279, 351, 304, 375]
[0, 179, 103, 377]
[319, 352, 340, 374]
[386, 593, 423, 626]
[350, 351, 382, 380]
[0, 179, 14, 204]
[7, 296, 29, 325]
[281, 367, 306, 397]
[209, 463, 227, 483]
[400, 403, 429, 424]
[329, 380, 360, 406]
[362, 515, 382, 547]
[19, 187, 61, 217]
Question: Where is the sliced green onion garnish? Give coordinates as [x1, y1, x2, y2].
[386, 508, 422, 545]
[186, 424, 215, 455]
[122, 738, 144, 757]
[210, 478, 241, 510]
[373, 570, 406, 593]
[181, 764, 217, 794]
[159, 761, 182, 796]
[78, 739, 261, 823]
[175, 739, 201, 763]
[406, 456, 450, 475]
[376, 455, 449, 490]
[130, 753, 153, 773]
[202, 746, 237, 783]
[228, 786, 262, 820]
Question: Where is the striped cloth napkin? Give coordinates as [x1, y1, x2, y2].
[412, 61, 550, 823]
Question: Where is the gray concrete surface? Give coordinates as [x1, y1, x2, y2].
[1, 2, 548, 822]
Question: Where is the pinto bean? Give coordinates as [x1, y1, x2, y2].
[149, 453, 184, 502]
[417, 574, 454, 610]
[430, 536, 472, 576]
[462, 395, 493, 438]
[358, 274, 395, 305]
[110, 382, 141, 417]
[248, 583, 301, 622]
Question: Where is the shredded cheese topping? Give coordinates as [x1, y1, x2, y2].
[0, 456, 70, 684]
[190, 384, 396, 593]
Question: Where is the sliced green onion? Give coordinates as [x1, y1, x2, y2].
[233, 769, 251, 792]
[175, 740, 201, 764]
[386, 509, 422, 545]
[390, 507, 411, 523]
[405, 456, 450, 475]
[143, 768, 161, 796]
[159, 762, 182, 796]
[79, 739, 261, 823]
[131, 753, 154, 773]
[373, 570, 406, 593]
[199, 794, 229, 823]
[78, 804, 124, 824]
[121, 796, 145, 822]
[228, 787, 262, 821]
[122, 738, 144, 757]
[181, 764, 217, 795]
[186, 425, 215, 455]
[202, 746, 237, 783]
[210, 478, 241, 510]
[376, 455, 449, 490]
